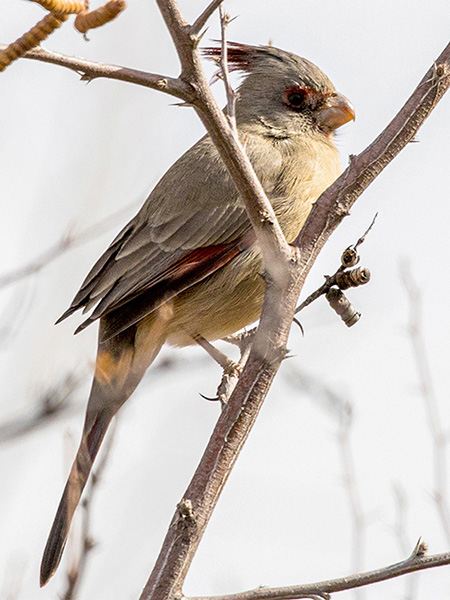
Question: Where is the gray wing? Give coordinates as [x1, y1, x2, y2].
[58, 134, 256, 329]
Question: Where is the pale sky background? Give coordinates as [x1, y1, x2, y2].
[1, 1, 450, 599]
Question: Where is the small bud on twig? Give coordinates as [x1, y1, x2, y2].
[335, 267, 371, 290]
[74, 0, 126, 34]
[341, 246, 359, 268]
[326, 288, 361, 327]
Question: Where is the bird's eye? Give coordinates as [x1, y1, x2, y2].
[286, 90, 307, 110]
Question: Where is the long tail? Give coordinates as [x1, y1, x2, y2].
[40, 309, 168, 586]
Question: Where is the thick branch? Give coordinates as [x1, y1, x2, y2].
[187, 550, 450, 600]
[140, 39, 450, 600]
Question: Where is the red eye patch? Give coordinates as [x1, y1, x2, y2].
[284, 85, 330, 110]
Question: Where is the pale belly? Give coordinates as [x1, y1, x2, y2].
[166, 247, 265, 347]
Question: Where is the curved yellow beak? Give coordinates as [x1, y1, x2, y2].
[317, 92, 355, 132]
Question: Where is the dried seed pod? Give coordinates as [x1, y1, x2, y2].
[341, 246, 359, 268]
[335, 267, 371, 290]
[74, 0, 126, 34]
[28, 0, 86, 14]
[326, 287, 360, 327]
[0, 13, 68, 72]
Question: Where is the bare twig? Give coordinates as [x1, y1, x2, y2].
[293, 57, 450, 271]
[283, 364, 366, 590]
[218, 6, 237, 134]
[391, 488, 420, 599]
[337, 406, 366, 597]
[0, 372, 84, 443]
[0, 201, 139, 291]
[191, 0, 223, 37]
[401, 264, 450, 545]
[295, 215, 376, 315]
[186, 545, 450, 600]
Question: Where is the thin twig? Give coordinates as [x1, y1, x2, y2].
[0, 201, 139, 291]
[0, 372, 84, 443]
[283, 363, 366, 591]
[401, 264, 450, 545]
[295, 215, 377, 315]
[337, 406, 366, 599]
[219, 6, 237, 134]
[393, 485, 418, 600]
[191, 0, 223, 37]
[186, 546, 450, 600]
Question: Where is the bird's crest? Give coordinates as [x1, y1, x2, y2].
[202, 42, 286, 75]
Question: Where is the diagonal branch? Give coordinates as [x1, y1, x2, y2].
[186, 547, 450, 600]
[139, 37, 450, 600]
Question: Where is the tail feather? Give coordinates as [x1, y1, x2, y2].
[40, 410, 112, 587]
[40, 309, 169, 586]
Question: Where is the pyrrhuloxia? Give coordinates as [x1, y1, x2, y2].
[40, 42, 354, 586]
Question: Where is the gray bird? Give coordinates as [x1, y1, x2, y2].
[40, 42, 354, 586]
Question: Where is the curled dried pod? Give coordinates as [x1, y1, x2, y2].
[335, 267, 371, 290]
[326, 287, 360, 327]
[0, 13, 68, 72]
[341, 246, 359, 268]
[75, 0, 126, 34]
[28, 0, 86, 14]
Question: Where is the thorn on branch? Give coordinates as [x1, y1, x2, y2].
[410, 537, 429, 559]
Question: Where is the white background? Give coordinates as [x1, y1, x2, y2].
[1, 1, 450, 598]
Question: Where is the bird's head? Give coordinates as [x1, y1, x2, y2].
[203, 42, 354, 137]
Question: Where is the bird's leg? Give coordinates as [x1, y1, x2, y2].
[192, 333, 236, 371]
[193, 333, 250, 407]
